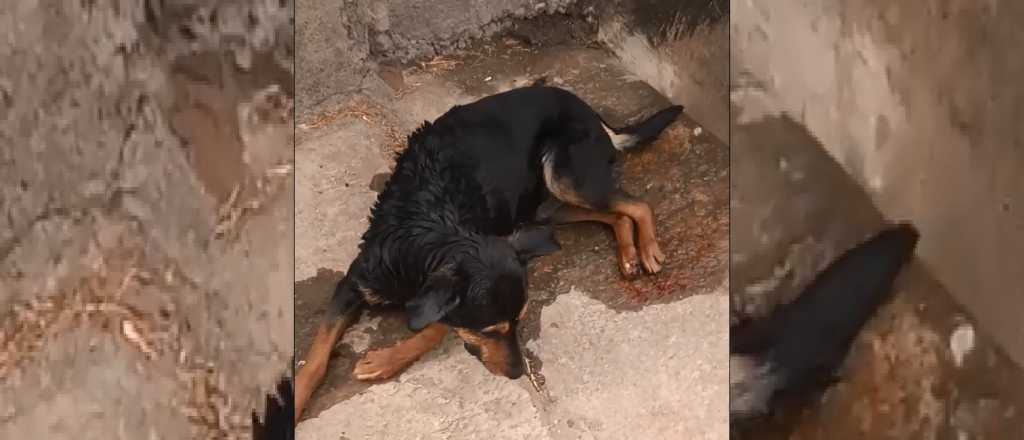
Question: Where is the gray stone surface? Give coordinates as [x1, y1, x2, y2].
[296, 0, 576, 116]
[0, 1, 294, 438]
[596, 1, 729, 140]
[528, 288, 729, 440]
[297, 340, 551, 440]
[297, 289, 728, 440]
[295, 0, 731, 142]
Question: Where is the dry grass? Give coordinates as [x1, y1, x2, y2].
[418, 55, 463, 72]
[298, 56, 470, 155]
[301, 97, 389, 130]
[303, 96, 409, 160]
[213, 161, 294, 242]
[522, 354, 551, 402]
[0, 244, 255, 439]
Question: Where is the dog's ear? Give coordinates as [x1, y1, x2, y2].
[508, 226, 561, 262]
[406, 272, 461, 331]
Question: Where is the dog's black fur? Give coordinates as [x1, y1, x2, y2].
[294, 85, 682, 421]
[729, 223, 920, 433]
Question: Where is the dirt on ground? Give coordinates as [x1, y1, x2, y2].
[0, 1, 294, 439]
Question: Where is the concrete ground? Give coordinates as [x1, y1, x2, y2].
[0, 2, 293, 439]
[294, 34, 729, 439]
[730, 98, 1024, 439]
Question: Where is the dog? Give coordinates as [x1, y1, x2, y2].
[729, 223, 920, 432]
[293, 85, 683, 421]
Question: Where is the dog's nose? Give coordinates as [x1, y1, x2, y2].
[463, 343, 482, 359]
[505, 362, 524, 379]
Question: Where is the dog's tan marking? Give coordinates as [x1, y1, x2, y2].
[454, 328, 512, 376]
[519, 303, 529, 320]
[551, 204, 642, 277]
[352, 323, 448, 381]
[295, 319, 347, 423]
[609, 194, 665, 274]
[541, 153, 661, 277]
[542, 152, 590, 208]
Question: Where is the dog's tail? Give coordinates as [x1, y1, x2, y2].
[729, 223, 920, 420]
[601, 105, 684, 151]
[252, 374, 295, 440]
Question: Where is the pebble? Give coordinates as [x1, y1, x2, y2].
[950, 322, 976, 368]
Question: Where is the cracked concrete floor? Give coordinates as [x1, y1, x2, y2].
[294, 38, 729, 439]
[0, 2, 294, 438]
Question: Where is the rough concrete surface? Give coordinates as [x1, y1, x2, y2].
[298, 290, 728, 440]
[596, 0, 729, 140]
[0, 1, 294, 439]
[295, 0, 576, 115]
[295, 0, 731, 143]
[730, 96, 1024, 439]
[294, 26, 729, 440]
[731, 0, 1024, 369]
[526, 289, 728, 440]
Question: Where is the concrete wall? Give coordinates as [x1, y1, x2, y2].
[732, 0, 1024, 367]
[296, 0, 574, 115]
[596, 0, 729, 140]
[295, 0, 376, 115]
[1, 0, 295, 434]
[296, 0, 730, 139]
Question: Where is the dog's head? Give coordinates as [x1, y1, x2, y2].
[404, 226, 560, 379]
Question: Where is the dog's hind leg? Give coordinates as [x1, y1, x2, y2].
[609, 190, 665, 274]
[294, 277, 365, 423]
[550, 204, 642, 277]
[351, 322, 449, 381]
[542, 151, 664, 275]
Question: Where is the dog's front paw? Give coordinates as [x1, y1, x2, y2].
[352, 348, 407, 381]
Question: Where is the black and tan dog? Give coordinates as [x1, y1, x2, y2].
[729, 223, 920, 435]
[294, 84, 683, 421]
